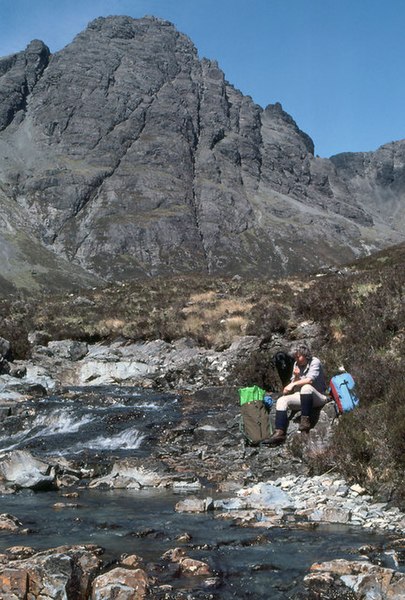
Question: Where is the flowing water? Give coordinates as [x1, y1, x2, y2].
[0, 386, 397, 598]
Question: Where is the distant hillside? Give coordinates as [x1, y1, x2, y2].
[0, 15, 404, 294]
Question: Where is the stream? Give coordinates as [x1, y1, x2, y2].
[0, 385, 396, 598]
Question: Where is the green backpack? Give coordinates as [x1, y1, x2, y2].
[238, 385, 266, 405]
[238, 386, 272, 445]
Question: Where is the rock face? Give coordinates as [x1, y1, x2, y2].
[0, 545, 103, 600]
[0, 15, 404, 292]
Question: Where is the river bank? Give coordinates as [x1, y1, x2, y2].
[1, 336, 405, 598]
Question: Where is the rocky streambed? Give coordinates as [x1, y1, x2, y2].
[1, 336, 405, 598]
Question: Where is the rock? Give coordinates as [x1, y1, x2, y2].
[120, 554, 144, 568]
[162, 547, 186, 562]
[235, 482, 294, 510]
[28, 331, 51, 347]
[307, 506, 352, 524]
[0, 514, 26, 533]
[0, 339, 11, 375]
[0, 544, 103, 600]
[0, 338, 10, 359]
[350, 483, 366, 495]
[178, 557, 211, 576]
[7, 363, 26, 379]
[0, 450, 57, 490]
[0, 40, 49, 131]
[3, 546, 36, 560]
[89, 461, 170, 490]
[91, 567, 149, 599]
[0, 358, 10, 375]
[47, 340, 89, 361]
[175, 496, 214, 513]
[304, 558, 405, 599]
[161, 548, 211, 576]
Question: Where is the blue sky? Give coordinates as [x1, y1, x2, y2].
[0, 0, 403, 158]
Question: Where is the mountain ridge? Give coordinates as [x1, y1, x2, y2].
[0, 15, 404, 294]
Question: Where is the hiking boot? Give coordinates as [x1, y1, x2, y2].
[298, 415, 311, 433]
[266, 429, 286, 445]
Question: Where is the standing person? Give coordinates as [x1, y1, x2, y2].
[268, 344, 327, 444]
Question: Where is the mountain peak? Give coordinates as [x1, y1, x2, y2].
[0, 16, 404, 293]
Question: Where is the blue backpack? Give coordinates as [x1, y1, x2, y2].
[329, 371, 359, 415]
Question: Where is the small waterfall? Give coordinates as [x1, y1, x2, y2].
[68, 426, 145, 452]
[0, 386, 175, 458]
[0, 408, 95, 453]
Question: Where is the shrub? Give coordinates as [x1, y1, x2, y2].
[230, 348, 281, 392]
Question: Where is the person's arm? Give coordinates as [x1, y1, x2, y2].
[283, 376, 312, 394]
[283, 359, 320, 394]
[283, 362, 309, 393]
[284, 358, 321, 393]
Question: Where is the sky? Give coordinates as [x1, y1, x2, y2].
[0, 0, 404, 158]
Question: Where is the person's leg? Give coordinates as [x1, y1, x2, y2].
[299, 385, 327, 432]
[268, 392, 301, 444]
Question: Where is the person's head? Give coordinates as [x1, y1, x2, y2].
[293, 344, 312, 366]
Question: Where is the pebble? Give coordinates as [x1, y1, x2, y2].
[271, 473, 405, 533]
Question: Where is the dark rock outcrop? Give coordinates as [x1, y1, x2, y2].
[0, 15, 404, 293]
[0, 40, 50, 132]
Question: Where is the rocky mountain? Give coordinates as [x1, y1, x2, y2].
[0, 15, 404, 294]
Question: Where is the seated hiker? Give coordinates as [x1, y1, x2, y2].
[268, 344, 327, 445]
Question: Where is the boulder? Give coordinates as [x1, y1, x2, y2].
[175, 496, 214, 513]
[47, 340, 88, 361]
[89, 461, 170, 490]
[91, 567, 149, 599]
[304, 558, 405, 599]
[0, 545, 103, 600]
[0, 514, 27, 533]
[0, 450, 57, 490]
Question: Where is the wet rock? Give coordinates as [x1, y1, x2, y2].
[386, 538, 405, 565]
[89, 460, 171, 489]
[91, 566, 149, 599]
[172, 479, 202, 492]
[7, 363, 27, 379]
[52, 502, 81, 510]
[178, 557, 211, 576]
[162, 547, 211, 576]
[175, 496, 214, 513]
[162, 547, 186, 561]
[175, 532, 193, 543]
[56, 473, 81, 487]
[235, 481, 293, 510]
[0, 544, 103, 600]
[304, 558, 405, 599]
[200, 576, 222, 589]
[2, 546, 36, 560]
[120, 554, 144, 568]
[0, 514, 27, 534]
[0, 450, 57, 490]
